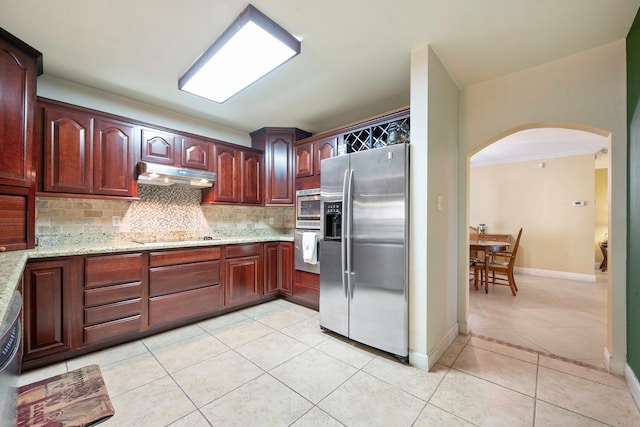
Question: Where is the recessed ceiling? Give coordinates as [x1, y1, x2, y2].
[1, 0, 638, 134]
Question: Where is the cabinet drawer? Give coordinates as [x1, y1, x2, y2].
[149, 247, 221, 267]
[294, 270, 319, 289]
[150, 260, 220, 297]
[84, 298, 142, 326]
[149, 285, 222, 327]
[85, 253, 142, 288]
[84, 281, 141, 307]
[225, 243, 261, 258]
[84, 315, 141, 344]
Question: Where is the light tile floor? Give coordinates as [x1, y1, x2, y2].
[19, 298, 640, 426]
[469, 270, 608, 368]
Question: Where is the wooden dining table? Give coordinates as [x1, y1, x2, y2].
[470, 240, 510, 293]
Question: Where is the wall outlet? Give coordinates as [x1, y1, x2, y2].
[112, 216, 121, 226]
[269, 217, 274, 225]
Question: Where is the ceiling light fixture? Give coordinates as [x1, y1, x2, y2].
[179, 4, 300, 103]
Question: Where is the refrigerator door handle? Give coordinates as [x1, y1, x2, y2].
[341, 169, 349, 298]
[346, 169, 354, 299]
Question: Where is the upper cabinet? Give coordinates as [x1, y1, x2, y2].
[180, 136, 210, 170]
[0, 29, 42, 250]
[38, 100, 137, 198]
[202, 144, 262, 205]
[140, 127, 177, 165]
[294, 135, 338, 190]
[251, 127, 311, 205]
[42, 104, 94, 194]
[140, 129, 211, 171]
[294, 108, 409, 191]
[93, 117, 136, 197]
[0, 29, 42, 188]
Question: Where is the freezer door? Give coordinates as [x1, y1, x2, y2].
[319, 154, 350, 337]
[349, 144, 408, 357]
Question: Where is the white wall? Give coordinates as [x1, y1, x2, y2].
[470, 155, 596, 276]
[458, 40, 627, 374]
[37, 74, 251, 146]
[410, 46, 459, 370]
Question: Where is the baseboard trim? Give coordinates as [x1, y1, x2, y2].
[410, 322, 459, 371]
[625, 363, 640, 411]
[409, 351, 428, 371]
[514, 267, 596, 282]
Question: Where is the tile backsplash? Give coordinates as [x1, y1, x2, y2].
[36, 185, 294, 246]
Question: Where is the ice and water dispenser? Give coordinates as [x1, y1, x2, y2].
[324, 201, 342, 240]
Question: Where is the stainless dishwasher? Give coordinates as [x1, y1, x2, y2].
[0, 291, 22, 426]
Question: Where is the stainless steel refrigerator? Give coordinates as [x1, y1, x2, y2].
[319, 143, 409, 360]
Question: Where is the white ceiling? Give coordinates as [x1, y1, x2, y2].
[470, 128, 609, 167]
[1, 0, 638, 136]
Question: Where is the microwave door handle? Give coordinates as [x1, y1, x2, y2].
[341, 169, 349, 298]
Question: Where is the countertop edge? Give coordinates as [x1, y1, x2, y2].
[0, 235, 294, 325]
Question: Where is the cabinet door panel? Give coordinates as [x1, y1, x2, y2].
[0, 42, 36, 187]
[43, 106, 93, 193]
[181, 137, 210, 170]
[213, 145, 239, 203]
[93, 118, 136, 196]
[23, 259, 75, 359]
[267, 135, 294, 204]
[241, 150, 262, 204]
[225, 255, 261, 306]
[280, 242, 293, 295]
[316, 137, 337, 175]
[264, 242, 279, 295]
[140, 127, 176, 165]
[295, 142, 314, 178]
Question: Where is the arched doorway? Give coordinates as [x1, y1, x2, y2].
[461, 123, 615, 369]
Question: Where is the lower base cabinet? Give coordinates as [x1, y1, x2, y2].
[224, 244, 263, 307]
[23, 258, 79, 362]
[21, 241, 303, 370]
[290, 269, 319, 309]
[264, 242, 293, 295]
[148, 247, 223, 327]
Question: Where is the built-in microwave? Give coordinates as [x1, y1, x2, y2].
[295, 188, 321, 229]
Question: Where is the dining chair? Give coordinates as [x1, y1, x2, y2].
[486, 227, 523, 296]
[469, 226, 481, 288]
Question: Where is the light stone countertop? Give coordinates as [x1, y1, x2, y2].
[0, 234, 294, 326]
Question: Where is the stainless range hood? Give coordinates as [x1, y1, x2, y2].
[137, 162, 216, 188]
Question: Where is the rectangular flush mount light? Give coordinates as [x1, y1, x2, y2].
[179, 4, 300, 103]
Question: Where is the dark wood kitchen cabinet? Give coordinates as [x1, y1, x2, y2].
[294, 135, 337, 190]
[0, 29, 42, 188]
[148, 247, 223, 327]
[23, 258, 80, 362]
[41, 104, 94, 193]
[224, 243, 263, 307]
[203, 144, 262, 205]
[264, 242, 293, 295]
[251, 127, 311, 205]
[240, 150, 262, 204]
[83, 252, 144, 344]
[93, 117, 137, 197]
[140, 129, 211, 171]
[38, 99, 138, 198]
[0, 29, 42, 251]
[140, 127, 177, 165]
[180, 136, 211, 170]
